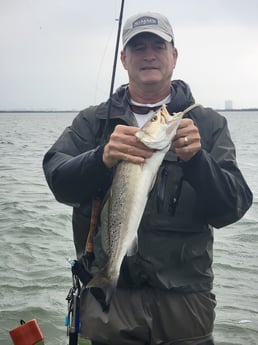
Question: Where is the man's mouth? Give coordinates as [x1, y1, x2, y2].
[141, 66, 159, 70]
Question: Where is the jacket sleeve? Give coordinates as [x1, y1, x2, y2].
[181, 110, 253, 228]
[42, 111, 113, 206]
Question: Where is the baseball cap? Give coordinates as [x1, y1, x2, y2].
[122, 12, 174, 47]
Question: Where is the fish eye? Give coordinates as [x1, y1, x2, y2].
[151, 115, 158, 122]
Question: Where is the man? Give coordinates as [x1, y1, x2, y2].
[43, 12, 252, 345]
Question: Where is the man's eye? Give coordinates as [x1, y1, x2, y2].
[134, 45, 145, 51]
[156, 43, 166, 49]
[151, 115, 158, 122]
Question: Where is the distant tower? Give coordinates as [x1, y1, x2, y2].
[225, 100, 233, 110]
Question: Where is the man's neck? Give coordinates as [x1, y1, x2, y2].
[128, 82, 171, 104]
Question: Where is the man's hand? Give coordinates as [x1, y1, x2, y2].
[172, 118, 201, 161]
[103, 125, 155, 168]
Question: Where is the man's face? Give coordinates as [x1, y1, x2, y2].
[121, 33, 178, 88]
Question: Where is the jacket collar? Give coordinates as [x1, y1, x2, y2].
[95, 80, 195, 121]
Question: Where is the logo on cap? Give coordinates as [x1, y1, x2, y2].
[132, 16, 158, 28]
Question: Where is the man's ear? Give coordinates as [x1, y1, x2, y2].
[120, 49, 128, 70]
[172, 47, 178, 69]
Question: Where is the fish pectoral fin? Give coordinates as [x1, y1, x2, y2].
[149, 173, 158, 193]
[126, 236, 138, 256]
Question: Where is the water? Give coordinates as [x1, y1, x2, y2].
[0, 111, 257, 345]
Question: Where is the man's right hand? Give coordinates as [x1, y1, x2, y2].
[102, 125, 155, 168]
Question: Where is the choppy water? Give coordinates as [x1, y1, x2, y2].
[0, 111, 257, 345]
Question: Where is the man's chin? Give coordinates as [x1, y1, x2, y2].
[141, 79, 162, 86]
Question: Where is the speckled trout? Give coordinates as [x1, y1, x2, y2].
[87, 103, 199, 310]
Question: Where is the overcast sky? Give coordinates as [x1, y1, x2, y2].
[1, 0, 258, 110]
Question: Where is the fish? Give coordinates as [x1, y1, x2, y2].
[87, 103, 198, 310]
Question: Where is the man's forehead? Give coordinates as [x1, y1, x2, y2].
[127, 32, 166, 45]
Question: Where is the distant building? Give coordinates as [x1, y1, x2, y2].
[225, 100, 233, 110]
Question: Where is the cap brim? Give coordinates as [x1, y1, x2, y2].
[123, 28, 172, 47]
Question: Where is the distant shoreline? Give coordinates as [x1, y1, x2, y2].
[0, 110, 79, 113]
[216, 108, 258, 112]
[0, 108, 258, 113]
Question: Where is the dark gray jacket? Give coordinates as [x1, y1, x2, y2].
[43, 80, 253, 292]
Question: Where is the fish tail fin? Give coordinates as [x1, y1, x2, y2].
[86, 270, 118, 312]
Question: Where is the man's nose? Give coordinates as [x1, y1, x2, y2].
[143, 48, 156, 61]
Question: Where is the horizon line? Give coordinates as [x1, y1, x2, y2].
[1, 107, 258, 113]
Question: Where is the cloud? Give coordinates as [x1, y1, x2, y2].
[0, 0, 257, 110]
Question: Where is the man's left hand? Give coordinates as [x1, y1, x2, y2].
[171, 118, 201, 161]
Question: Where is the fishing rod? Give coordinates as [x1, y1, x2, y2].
[66, 3, 126, 344]
[84, 0, 126, 281]
[102, 0, 126, 141]
[85, 0, 126, 264]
